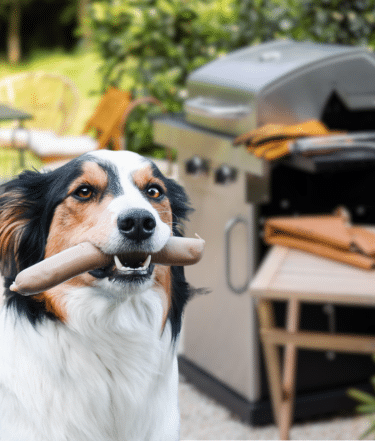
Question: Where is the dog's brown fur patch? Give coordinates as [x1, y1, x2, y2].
[132, 165, 173, 228]
[0, 190, 28, 275]
[154, 265, 172, 331]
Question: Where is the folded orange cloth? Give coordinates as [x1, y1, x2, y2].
[234, 120, 338, 160]
[264, 208, 375, 270]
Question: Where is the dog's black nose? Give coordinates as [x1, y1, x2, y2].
[117, 209, 156, 241]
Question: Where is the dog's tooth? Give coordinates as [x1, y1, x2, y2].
[141, 255, 151, 270]
[123, 266, 133, 271]
[114, 255, 124, 271]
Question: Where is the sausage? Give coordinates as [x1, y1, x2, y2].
[10, 242, 111, 296]
[10, 236, 205, 295]
[152, 235, 205, 266]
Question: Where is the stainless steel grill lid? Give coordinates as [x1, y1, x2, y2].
[184, 39, 375, 135]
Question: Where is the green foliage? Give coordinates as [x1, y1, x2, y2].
[233, 0, 298, 47]
[290, 0, 375, 46]
[87, 0, 375, 157]
[234, 0, 375, 48]
[348, 355, 375, 439]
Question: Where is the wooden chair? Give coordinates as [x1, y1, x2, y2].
[32, 87, 133, 164]
[35, 91, 166, 165]
[82, 87, 132, 152]
[0, 71, 79, 136]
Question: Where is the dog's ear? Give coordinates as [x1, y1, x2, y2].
[165, 178, 192, 237]
[0, 171, 49, 279]
[0, 187, 28, 277]
[0, 159, 85, 281]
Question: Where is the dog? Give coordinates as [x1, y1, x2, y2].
[0, 150, 193, 441]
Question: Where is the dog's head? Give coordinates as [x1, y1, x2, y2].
[0, 150, 192, 337]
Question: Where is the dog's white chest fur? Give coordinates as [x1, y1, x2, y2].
[0, 288, 180, 441]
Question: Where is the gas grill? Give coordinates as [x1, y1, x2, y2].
[153, 40, 375, 424]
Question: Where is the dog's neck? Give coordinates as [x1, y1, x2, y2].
[62, 285, 165, 337]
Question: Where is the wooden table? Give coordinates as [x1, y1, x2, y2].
[0, 104, 32, 123]
[250, 245, 375, 440]
[0, 103, 33, 168]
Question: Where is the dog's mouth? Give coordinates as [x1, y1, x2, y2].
[89, 253, 155, 284]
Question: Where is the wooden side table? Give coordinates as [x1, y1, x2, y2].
[250, 245, 375, 440]
[0, 103, 33, 169]
[0, 103, 32, 123]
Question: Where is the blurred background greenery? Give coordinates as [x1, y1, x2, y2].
[1, 0, 375, 159]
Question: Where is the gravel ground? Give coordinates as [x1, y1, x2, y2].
[179, 375, 372, 440]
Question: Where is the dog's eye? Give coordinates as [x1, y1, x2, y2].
[73, 185, 94, 201]
[146, 185, 163, 199]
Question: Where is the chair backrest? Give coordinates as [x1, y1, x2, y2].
[82, 87, 132, 149]
[0, 72, 79, 135]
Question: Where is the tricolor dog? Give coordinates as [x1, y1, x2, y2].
[0, 150, 194, 441]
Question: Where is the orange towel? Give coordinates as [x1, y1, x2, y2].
[264, 208, 375, 270]
[234, 120, 339, 160]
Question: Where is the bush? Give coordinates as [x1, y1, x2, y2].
[87, 0, 375, 157]
[348, 355, 375, 439]
[290, 0, 375, 46]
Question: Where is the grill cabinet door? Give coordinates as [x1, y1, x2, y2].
[180, 165, 261, 402]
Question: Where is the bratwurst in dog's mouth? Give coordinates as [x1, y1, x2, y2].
[10, 235, 205, 295]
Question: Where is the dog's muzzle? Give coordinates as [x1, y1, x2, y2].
[90, 209, 157, 284]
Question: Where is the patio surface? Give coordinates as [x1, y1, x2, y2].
[179, 374, 371, 440]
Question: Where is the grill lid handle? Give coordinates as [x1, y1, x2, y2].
[185, 96, 252, 120]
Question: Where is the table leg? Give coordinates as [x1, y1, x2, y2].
[12, 121, 27, 170]
[279, 299, 301, 440]
[257, 299, 283, 429]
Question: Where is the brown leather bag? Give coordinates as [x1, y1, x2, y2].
[264, 208, 375, 269]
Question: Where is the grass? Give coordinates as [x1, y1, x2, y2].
[0, 49, 104, 178]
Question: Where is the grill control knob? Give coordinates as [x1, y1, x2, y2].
[185, 156, 209, 175]
[215, 165, 237, 185]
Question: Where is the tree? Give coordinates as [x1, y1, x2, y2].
[76, 0, 92, 49]
[7, 0, 22, 64]
[1, 0, 87, 64]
